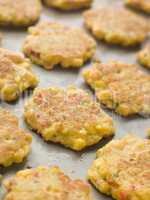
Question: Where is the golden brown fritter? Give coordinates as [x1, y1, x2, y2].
[88, 135, 150, 200]
[23, 21, 96, 70]
[0, 108, 32, 167]
[0, 0, 41, 27]
[24, 86, 115, 151]
[0, 48, 38, 102]
[83, 6, 149, 46]
[126, 0, 150, 14]
[43, 0, 93, 11]
[138, 43, 150, 68]
[147, 128, 150, 137]
[83, 61, 150, 117]
[3, 166, 92, 200]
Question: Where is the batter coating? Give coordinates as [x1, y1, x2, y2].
[138, 44, 150, 68]
[83, 6, 149, 46]
[0, 0, 41, 27]
[126, 0, 150, 14]
[24, 87, 115, 151]
[43, 0, 93, 11]
[3, 166, 92, 200]
[83, 61, 150, 117]
[88, 135, 150, 200]
[0, 48, 38, 102]
[23, 21, 96, 69]
[0, 108, 32, 167]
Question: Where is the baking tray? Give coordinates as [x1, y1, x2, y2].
[0, 0, 150, 199]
